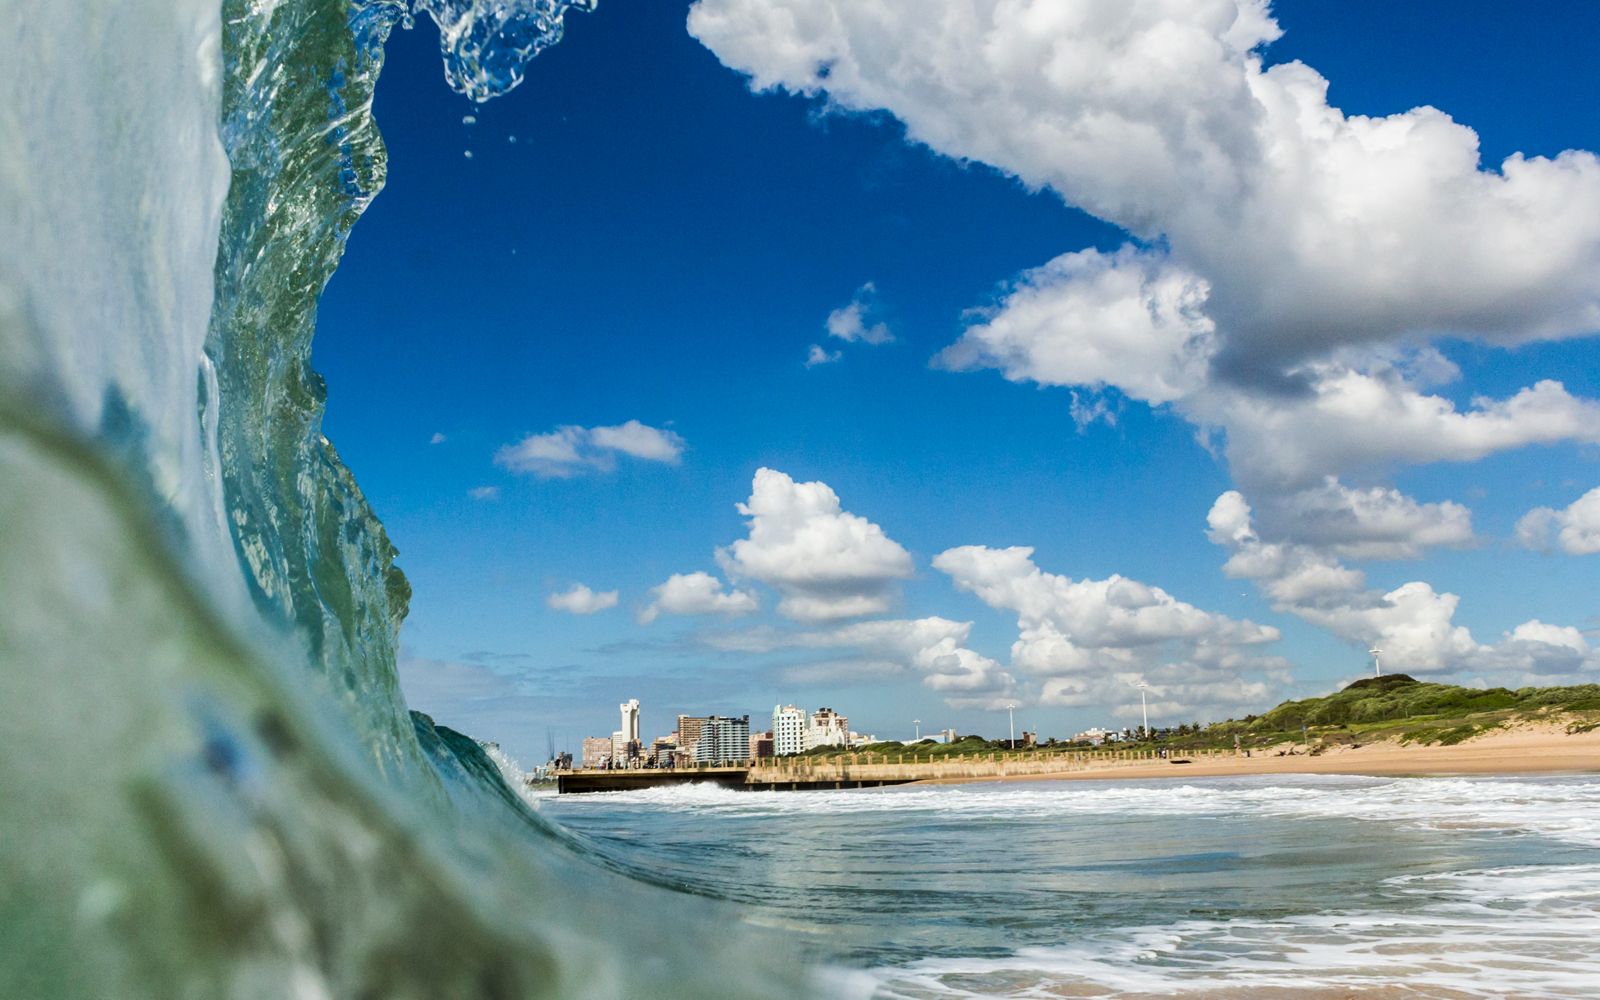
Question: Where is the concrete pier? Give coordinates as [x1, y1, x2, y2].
[554, 747, 1232, 793]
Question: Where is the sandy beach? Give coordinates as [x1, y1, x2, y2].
[921, 722, 1600, 785]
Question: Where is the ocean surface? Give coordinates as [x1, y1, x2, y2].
[539, 774, 1600, 998]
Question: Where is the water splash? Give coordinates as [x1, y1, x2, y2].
[413, 0, 597, 102]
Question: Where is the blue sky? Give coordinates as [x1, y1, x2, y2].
[316, 1, 1600, 764]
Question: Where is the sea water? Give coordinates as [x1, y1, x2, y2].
[541, 774, 1600, 997]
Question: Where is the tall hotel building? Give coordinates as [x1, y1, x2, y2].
[692, 716, 751, 764]
[772, 705, 807, 756]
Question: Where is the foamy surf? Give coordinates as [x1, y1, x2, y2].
[542, 774, 1600, 997]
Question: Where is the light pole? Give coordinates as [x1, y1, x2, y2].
[1369, 647, 1383, 677]
[1008, 704, 1015, 747]
[914, 719, 921, 741]
[1132, 680, 1151, 738]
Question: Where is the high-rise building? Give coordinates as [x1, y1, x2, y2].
[581, 736, 612, 769]
[772, 705, 806, 756]
[692, 715, 751, 764]
[676, 714, 707, 755]
[749, 731, 773, 759]
[619, 698, 640, 744]
[807, 706, 849, 749]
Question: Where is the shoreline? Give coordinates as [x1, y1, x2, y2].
[915, 723, 1600, 785]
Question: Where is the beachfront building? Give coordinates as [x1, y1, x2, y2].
[772, 705, 806, 756]
[693, 715, 751, 764]
[750, 730, 774, 759]
[581, 736, 612, 769]
[650, 734, 679, 767]
[619, 698, 640, 744]
[807, 707, 849, 749]
[1072, 727, 1113, 746]
[676, 715, 707, 756]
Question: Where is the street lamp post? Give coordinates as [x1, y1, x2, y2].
[914, 719, 921, 741]
[1369, 647, 1383, 677]
[1008, 704, 1015, 747]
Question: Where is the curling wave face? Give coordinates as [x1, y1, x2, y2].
[0, 1, 807, 997]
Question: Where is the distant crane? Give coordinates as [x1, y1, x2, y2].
[1369, 647, 1383, 677]
[1132, 680, 1151, 738]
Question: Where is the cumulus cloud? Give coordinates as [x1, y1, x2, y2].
[495, 420, 685, 478]
[933, 544, 1284, 718]
[546, 583, 620, 615]
[1516, 486, 1600, 555]
[706, 616, 1019, 709]
[638, 571, 759, 625]
[690, 0, 1600, 371]
[805, 343, 842, 367]
[1192, 365, 1600, 491]
[690, 0, 1600, 504]
[936, 247, 1215, 406]
[1250, 477, 1474, 561]
[718, 468, 914, 622]
[1208, 489, 1596, 676]
[825, 282, 894, 345]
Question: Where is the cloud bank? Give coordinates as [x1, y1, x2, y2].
[496, 420, 685, 478]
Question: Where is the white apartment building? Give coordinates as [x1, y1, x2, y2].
[619, 698, 640, 744]
[807, 707, 849, 749]
[772, 704, 807, 756]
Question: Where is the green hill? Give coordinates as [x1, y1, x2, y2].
[1178, 675, 1600, 750]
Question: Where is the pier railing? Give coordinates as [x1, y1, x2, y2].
[743, 747, 1232, 784]
[561, 748, 1234, 782]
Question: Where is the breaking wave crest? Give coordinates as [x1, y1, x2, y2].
[0, 2, 811, 997]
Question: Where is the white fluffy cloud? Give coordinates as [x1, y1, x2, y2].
[495, 420, 685, 478]
[546, 583, 619, 615]
[707, 616, 1019, 709]
[690, 0, 1600, 368]
[936, 247, 1215, 406]
[1250, 477, 1474, 561]
[718, 468, 914, 622]
[1192, 365, 1600, 491]
[1209, 489, 1596, 676]
[804, 343, 841, 367]
[638, 571, 759, 625]
[933, 544, 1284, 717]
[1516, 486, 1600, 555]
[690, 0, 1600, 498]
[825, 282, 893, 345]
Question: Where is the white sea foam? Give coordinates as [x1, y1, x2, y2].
[869, 862, 1600, 998]
[545, 774, 1600, 848]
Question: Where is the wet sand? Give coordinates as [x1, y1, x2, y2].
[920, 723, 1600, 785]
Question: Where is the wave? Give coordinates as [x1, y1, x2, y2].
[546, 773, 1600, 848]
[869, 862, 1600, 998]
[0, 1, 817, 996]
